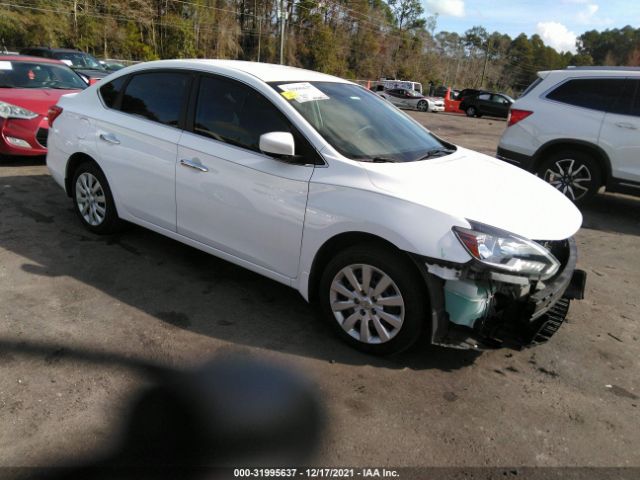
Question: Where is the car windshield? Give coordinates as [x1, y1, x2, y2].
[0, 61, 87, 89]
[270, 81, 451, 162]
[52, 52, 105, 70]
[406, 89, 422, 97]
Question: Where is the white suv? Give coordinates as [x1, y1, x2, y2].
[498, 67, 640, 203]
[47, 60, 585, 355]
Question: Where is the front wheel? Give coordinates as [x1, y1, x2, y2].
[417, 100, 429, 112]
[537, 151, 601, 204]
[466, 106, 477, 117]
[318, 244, 427, 355]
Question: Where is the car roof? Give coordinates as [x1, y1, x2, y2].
[0, 55, 66, 64]
[124, 59, 351, 84]
[21, 47, 82, 53]
[538, 66, 640, 79]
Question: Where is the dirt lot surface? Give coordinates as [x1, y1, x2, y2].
[1, 111, 639, 471]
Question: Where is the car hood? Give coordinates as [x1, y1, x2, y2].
[73, 68, 109, 79]
[0, 88, 81, 116]
[361, 147, 582, 241]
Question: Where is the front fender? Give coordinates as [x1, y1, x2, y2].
[295, 182, 471, 300]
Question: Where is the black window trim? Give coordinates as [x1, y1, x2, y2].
[185, 71, 325, 166]
[98, 69, 195, 131]
[541, 76, 629, 114]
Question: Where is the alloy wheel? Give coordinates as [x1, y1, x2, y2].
[329, 263, 405, 344]
[543, 158, 592, 202]
[75, 172, 107, 226]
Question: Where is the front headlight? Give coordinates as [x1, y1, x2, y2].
[0, 101, 39, 120]
[452, 221, 560, 279]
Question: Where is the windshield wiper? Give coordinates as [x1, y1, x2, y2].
[0, 84, 15, 88]
[414, 148, 455, 161]
[356, 156, 398, 163]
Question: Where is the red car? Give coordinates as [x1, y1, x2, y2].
[0, 55, 86, 158]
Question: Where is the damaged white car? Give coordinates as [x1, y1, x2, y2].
[46, 60, 586, 355]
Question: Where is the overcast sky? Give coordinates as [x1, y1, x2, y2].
[425, 0, 639, 53]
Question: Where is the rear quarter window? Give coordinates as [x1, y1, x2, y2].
[99, 76, 127, 109]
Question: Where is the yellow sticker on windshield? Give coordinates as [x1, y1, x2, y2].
[278, 82, 329, 103]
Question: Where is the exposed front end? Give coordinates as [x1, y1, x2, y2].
[423, 225, 586, 350]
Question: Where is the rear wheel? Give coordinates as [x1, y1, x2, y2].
[72, 161, 122, 234]
[537, 151, 601, 204]
[318, 244, 427, 355]
[466, 106, 477, 117]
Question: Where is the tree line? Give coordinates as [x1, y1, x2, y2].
[1, 0, 638, 94]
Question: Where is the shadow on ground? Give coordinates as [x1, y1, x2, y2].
[1, 173, 483, 372]
[581, 192, 640, 237]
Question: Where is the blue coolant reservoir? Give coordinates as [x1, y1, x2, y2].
[444, 280, 493, 328]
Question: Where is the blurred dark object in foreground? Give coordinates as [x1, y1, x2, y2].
[0, 341, 323, 480]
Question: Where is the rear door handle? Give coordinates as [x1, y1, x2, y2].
[615, 122, 637, 130]
[180, 158, 208, 172]
[99, 133, 120, 144]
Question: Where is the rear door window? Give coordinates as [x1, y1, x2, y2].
[120, 72, 191, 127]
[608, 79, 640, 117]
[546, 78, 625, 112]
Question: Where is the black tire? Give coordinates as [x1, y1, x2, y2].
[537, 150, 602, 205]
[318, 243, 428, 355]
[71, 161, 123, 234]
[466, 106, 477, 117]
[417, 100, 428, 112]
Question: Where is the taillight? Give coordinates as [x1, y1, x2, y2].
[47, 105, 63, 126]
[508, 109, 533, 127]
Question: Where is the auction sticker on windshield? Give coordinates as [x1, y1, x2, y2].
[0, 61, 13, 70]
[278, 82, 329, 103]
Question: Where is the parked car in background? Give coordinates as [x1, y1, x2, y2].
[377, 88, 444, 112]
[99, 60, 126, 72]
[460, 92, 514, 118]
[0, 55, 86, 158]
[47, 59, 585, 355]
[498, 67, 640, 204]
[19, 47, 109, 83]
[455, 88, 485, 101]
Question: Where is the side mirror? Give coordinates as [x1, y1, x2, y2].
[259, 131, 295, 158]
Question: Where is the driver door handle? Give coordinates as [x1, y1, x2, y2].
[180, 158, 208, 172]
[615, 122, 637, 130]
[99, 133, 120, 145]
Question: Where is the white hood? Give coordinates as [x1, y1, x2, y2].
[362, 147, 583, 241]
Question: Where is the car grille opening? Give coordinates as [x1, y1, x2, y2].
[36, 128, 48, 148]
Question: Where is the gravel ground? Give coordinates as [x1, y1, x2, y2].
[0, 111, 639, 472]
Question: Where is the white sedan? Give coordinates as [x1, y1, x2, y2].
[377, 88, 445, 112]
[47, 60, 585, 355]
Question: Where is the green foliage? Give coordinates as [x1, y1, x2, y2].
[0, 1, 636, 93]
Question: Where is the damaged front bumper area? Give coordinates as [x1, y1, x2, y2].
[422, 237, 586, 350]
